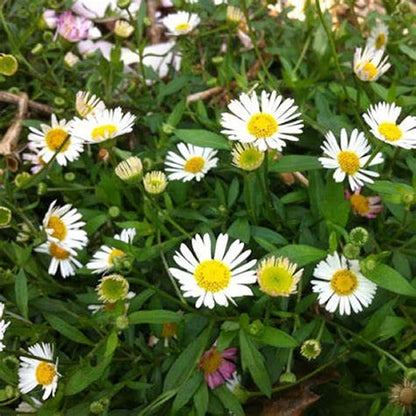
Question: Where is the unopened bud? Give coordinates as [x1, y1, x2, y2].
[37, 182, 48, 195]
[64, 172, 75, 182]
[117, 0, 132, 9]
[343, 243, 360, 260]
[15, 172, 31, 188]
[279, 371, 296, 384]
[0, 207, 12, 228]
[248, 319, 264, 336]
[108, 206, 120, 218]
[116, 315, 129, 330]
[31, 43, 44, 55]
[349, 227, 369, 246]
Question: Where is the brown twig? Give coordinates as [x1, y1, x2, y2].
[186, 87, 224, 104]
[0, 91, 52, 114]
[147, 0, 163, 45]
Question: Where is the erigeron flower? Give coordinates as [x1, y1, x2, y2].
[143, 171, 168, 194]
[319, 128, 384, 191]
[115, 156, 143, 182]
[42, 9, 57, 29]
[311, 252, 377, 315]
[257, 256, 303, 297]
[55, 11, 100, 43]
[88, 291, 135, 313]
[199, 346, 237, 389]
[162, 12, 201, 36]
[0, 303, 10, 352]
[114, 20, 134, 38]
[169, 233, 257, 309]
[86, 228, 136, 275]
[366, 22, 389, 51]
[227, 6, 244, 23]
[353, 46, 391, 82]
[165, 143, 218, 182]
[389, 379, 415, 413]
[345, 188, 383, 218]
[231, 143, 264, 171]
[64, 51, 80, 67]
[27, 114, 84, 166]
[69, 107, 135, 143]
[72, 0, 141, 20]
[300, 339, 322, 360]
[75, 91, 106, 118]
[18, 343, 60, 400]
[96, 274, 130, 303]
[41, 200, 88, 249]
[16, 397, 42, 415]
[35, 241, 82, 278]
[22, 143, 47, 174]
[220, 90, 303, 152]
[363, 102, 416, 149]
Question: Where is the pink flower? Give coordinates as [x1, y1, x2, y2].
[199, 346, 237, 389]
[43, 9, 58, 29]
[345, 187, 382, 219]
[55, 11, 95, 42]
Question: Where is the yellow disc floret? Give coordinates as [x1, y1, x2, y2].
[91, 124, 118, 140]
[350, 194, 370, 216]
[35, 361, 56, 386]
[330, 269, 358, 296]
[378, 122, 402, 142]
[175, 22, 191, 32]
[200, 349, 223, 374]
[47, 216, 67, 241]
[184, 156, 205, 173]
[247, 113, 278, 139]
[49, 243, 70, 260]
[194, 259, 231, 293]
[362, 61, 378, 81]
[45, 128, 70, 152]
[337, 151, 360, 175]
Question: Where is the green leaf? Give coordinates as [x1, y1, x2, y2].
[272, 245, 326, 267]
[364, 264, 416, 297]
[172, 373, 203, 414]
[128, 310, 183, 325]
[239, 330, 271, 396]
[269, 155, 322, 173]
[15, 269, 28, 319]
[399, 43, 416, 61]
[214, 385, 245, 416]
[250, 226, 288, 245]
[227, 177, 240, 209]
[254, 326, 298, 348]
[174, 129, 231, 150]
[44, 314, 94, 346]
[193, 382, 209, 416]
[227, 217, 250, 244]
[321, 179, 350, 227]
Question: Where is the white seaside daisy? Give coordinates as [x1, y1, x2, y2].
[363, 102, 416, 149]
[41, 200, 88, 249]
[353, 45, 391, 82]
[27, 114, 84, 166]
[162, 11, 200, 36]
[86, 228, 136, 275]
[169, 233, 257, 309]
[69, 107, 135, 143]
[311, 252, 377, 315]
[165, 143, 218, 182]
[75, 90, 106, 118]
[16, 397, 42, 415]
[35, 241, 82, 278]
[366, 22, 389, 51]
[0, 319, 10, 352]
[319, 128, 384, 191]
[220, 90, 304, 151]
[18, 342, 60, 400]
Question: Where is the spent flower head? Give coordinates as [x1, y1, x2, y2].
[143, 171, 168, 195]
[300, 339, 322, 361]
[96, 274, 130, 303]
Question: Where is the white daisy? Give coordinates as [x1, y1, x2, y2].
[366, 22, 389, 51]
[69, 107, 135, 143]
[169, 233, 257, 309]
[353, 45, 391, 82]
[42, 200, 88, 249]
[0, 319, 10, 352]
[220, 90, 304, 151]
[18, 343, 60, 400]
[363, 102, 416, 149]
[165, 143, 218, 182]
[162, 11, 201, 36]
[35, 241, 82, 278]
[27, 114, 84, 166]
[311, 252, 377, 315]
[16, 397, 42, 415]
[22, 143, 47, 174]
[75, 90, 106, 118]
[319, 128, 384, 191]
[86, 228, 136, 275]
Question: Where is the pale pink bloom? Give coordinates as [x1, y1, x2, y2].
[72, 0, 141, 20]
[199, 346, 237, 389]
[55, 11, 100, 43]
[22, 143, 47, 174]
[43, 9, 57, 29]
[345, 187, 383, 219]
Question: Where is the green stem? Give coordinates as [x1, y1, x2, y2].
[337, 384, 387, 399]
[293, 34, 312, 77]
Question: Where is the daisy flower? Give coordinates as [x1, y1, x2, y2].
[96, 274, 130, 303]
[389, 379, 415, 413]
[199, 346, 237, 389]
[27, 114, 84, 166]
[162, 11, 200, 36]
[257, 256, 303, 297]
[345, 188, 383, 218]
[69, 107, 135, 143]
[319, 128, 384, 191]
[311, 252, 377, 315]
[169, 233, 257, 309]
[165, 143, 218, 182]
[41, 200, 88, 249]
[362, 102, 416, 149]
[18, 343, 60, 400]
[86, 228, 136, 275]
[22, 143, 47, 174]
[353, 46, 391, 82]
[75, 90, 106, 118]
[35, 241, 82, 278]
[220, 90, 303, 151]
[366, 22, 389, 51]
[0, 318, 10, 352]
[231, 143, 264, 171]
[143, 171, 168, 194]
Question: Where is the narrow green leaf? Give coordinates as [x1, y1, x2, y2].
[321, 180, 350, 227]
[254, 326, 298, 348]
[172, 373, 203, 414]
[174, 129, 231, 150]
[193, 382, 209, 416]
[269, 155, 322, 173]
[227, 217, 250, 244]
[272, 245, 326, 267]
[214, 385, 245, 416]
[129, 310, 182, 325]
[15, 269, 28, 319]
[44, 314, 93, 346]
[399, 43, 416, 61]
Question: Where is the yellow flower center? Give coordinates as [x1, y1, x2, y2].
[45, 128, 70, 152]
[378, 122, 402, 142]
[91, 124, 118, 140]
[194, 259, 231, 293]
[200, 350, 223, 374]
[47, 216, 67, 241]
[49, 243, 70, 260]
[337, 150, 360, 175]
[350, 194, 370, 215]
[35, 361, 56, 386]
[247, 113, 278, 139]
[184, 156, 205, 174]
[108, 248, 125, 265]
[236, 148, 264, 171]
[175, 22, 191, 32]
[362, 61, 378, 81]
[375, 33, 386, 49]
[259, 265, 294, 296]
[331, 269, 358, 296]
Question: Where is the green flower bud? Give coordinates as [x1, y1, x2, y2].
[0, 207, 12, 228]
[360, 256, 377, 274]
[15, 172, 31, 188]
[31, 43, 44, 55]
[90, 401, 105, 414]
[37, 182, 48, 195]
[402, 192, 415, 205]
[116, 315, 130, 330]
[248, 319, 264, 336]
[53, 97, 65, 107]
[279, 371, 296, 384]
[206, 77, 218, 87]
[117, 0, 132, 9]
[43, 31, 54, 43]
[0, 54, 18, 76]
[343, 243, 361, 260]
[4, 385, 14, 399]
[64, 172, 75, 182]
[212, 56, 223, 65]
[410, 350, 416, 361]
[349, 227, 369, 246]
[300, 339, 322, 361]
[162, 123, 175, 135]
[108, 206, 120, 218]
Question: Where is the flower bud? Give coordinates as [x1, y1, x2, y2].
[0, 207, 11, 228]
[15, 172, 31, 188]
[343, 243, 360, 260]
[0, 54, 18, 76]
[31, 43, 44, 55]
[114, 20, 134, 38]
[248, 319, 264, 336]
[300, 339, 322, 361]
[402, 192, 415, 205]
[279, 371, 296, 383]
[349, 227, 369, 246]
[115, 156, 143, 183]
[143, 171, 168, 195]
[64, 51, 80, 67]
[115, 315, 129, 330]
[37, 182, 48, 195]
[162, 123, 175, 135]
[117, 0, 132, 9]
[64, 172, 75, 182]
